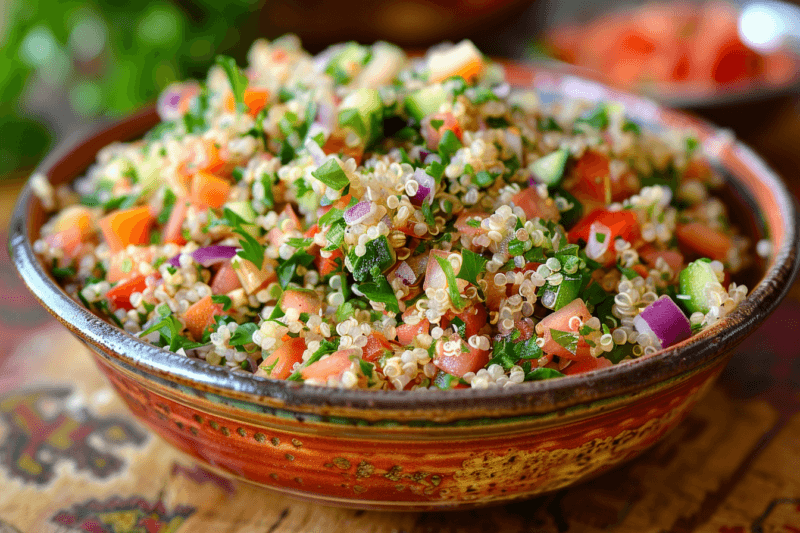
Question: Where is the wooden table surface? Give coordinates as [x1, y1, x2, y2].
[1, 99, 800, 532]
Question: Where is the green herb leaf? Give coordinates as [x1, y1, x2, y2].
[550, 328, 578, 355]
[338, 108, 367, 137]
[456, 249, 488, 288]
[234, 228, 266, 270]
[434, 255, 465, 311]
[437, 129, 462, 160]
[211, 295, 232, 311]
[311, 159, 350, 190]
[276, 250, 315, 289]
[356, 266, 400, 314]
[229, 322, 258, 347]
[158, 189, 177, 225]
[215, 55, 248, 113]
[525, 368, 565, 381]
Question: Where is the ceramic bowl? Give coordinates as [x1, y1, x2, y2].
[9, 61, 800, 511]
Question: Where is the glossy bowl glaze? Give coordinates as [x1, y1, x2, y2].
[9, 61, 800, 510]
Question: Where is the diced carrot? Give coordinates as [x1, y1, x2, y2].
[280, 288, 322, 315]
[210, 261, 242, 294]
[511, 187, 561, 222]
[107, 247, 154, 284]
[433, 339, 490, 378]
[424, 112, 462, 151]
[675, 222, 732, 262]
[106, 275, 149, 311]
[99, 206, 154, 253]
[301, 348, 358, 381]
[190, 172, 231, 210]
[362, 333, 392, 363]
[258, 337, 306, 380]
[162, 198, 190, 245]
[538, 298, 593, 360]
[183, 295, 224, 339]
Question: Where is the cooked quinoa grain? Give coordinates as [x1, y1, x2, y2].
[37, 37, 751, 390]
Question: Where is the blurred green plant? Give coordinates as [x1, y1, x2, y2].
[0, 0, 264, 176]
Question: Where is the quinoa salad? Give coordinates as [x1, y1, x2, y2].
[34, 37, 753, 391]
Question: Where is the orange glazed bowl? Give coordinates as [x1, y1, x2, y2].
[9, 61, 800, 511]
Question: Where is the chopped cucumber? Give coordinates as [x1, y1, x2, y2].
[554, 189, 583, 230]
[326, 42, 370, 84]
[404, 84, 447, 122]
[678, 258, 722, 314]
[348, 235, 396, 282]
[339, 88, 383, 143]
[225, 201, 257, 224]
[530, 149, 569, 187]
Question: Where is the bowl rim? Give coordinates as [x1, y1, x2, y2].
[8, 60, 800, 415]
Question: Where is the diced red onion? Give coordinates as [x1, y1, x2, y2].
[419, 149, 432, 161]
[157, 82, 199, 122]
[305, 137, 327, 166]
[394, 261, 417, 286]
[633, 295, 691, 350]
[492, 82, 511, 99]
[410, 168, 436, 206]
[316, 100, 336, 132]
[585, 222, 611, 261]
[168, 245, 238, 268]
[343, 201, 373, 225]
[423, 152, 442, 165]
[505, 129, 523, 160]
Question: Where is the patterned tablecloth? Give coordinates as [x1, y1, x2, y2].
[1, 112, 799, 531]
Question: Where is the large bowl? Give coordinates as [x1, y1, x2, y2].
[9, 61, 800, 511]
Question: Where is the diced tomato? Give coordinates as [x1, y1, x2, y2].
[190, 172, 231, 210]
[301, 348, 358, 381]
[106, 275, 149, 311]
[183, 295, 224, 339]
[510, 187, 561, 222]
[234, 259, 277, 294]
[569, 150, 638, 203]
[44, 227, 85, 261]
[258, 337, 306, 380]
[433, 338, 490, 378]
[162, 198, 189, 245]
[562, 354, 613, 375]
[322, 133, 364, 165]
[441, 303, 487, 340]
[396, 307, 430, 346]
[223, 87, 271, 117]
[639, 244, 684, 278]
[537, 298, 593, 360]
[675, 222, 732, 262]
[362, 333, 392, 363]
[423, 112, 462, 151]
[210, 261, 242, 294]
[280, 288, 322, 315]
[266, 205, 303, 247]
[98, 206, 154, 253]
[107, 247, 154, 284]
[568, 208, 640, 244]
[454, 211, 488, 237]
[186, 140, 227, 176]
[314, 249, 343, 277]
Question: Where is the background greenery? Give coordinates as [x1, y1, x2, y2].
[0, 0, 266, 177]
